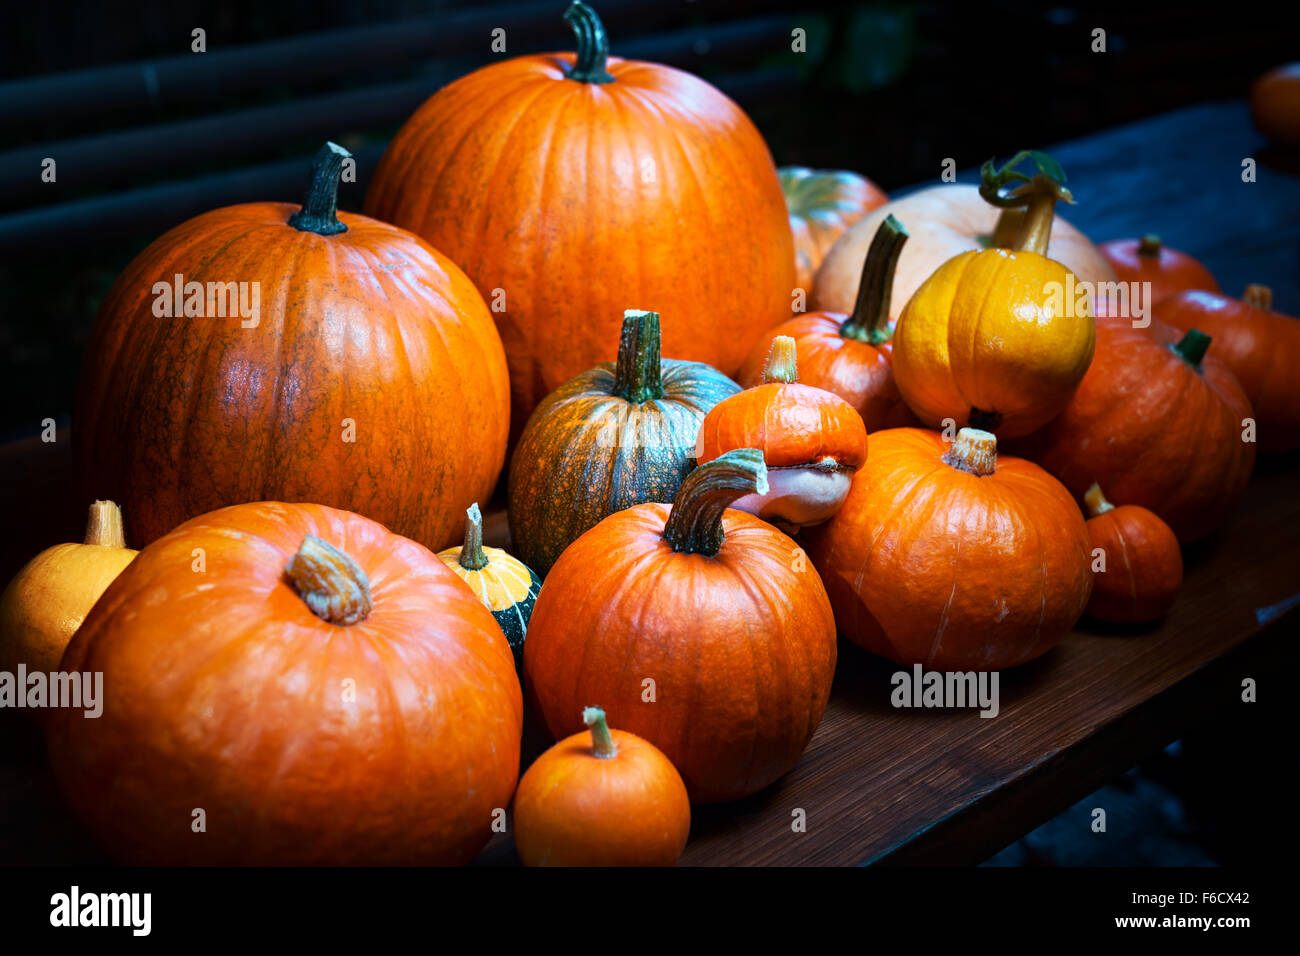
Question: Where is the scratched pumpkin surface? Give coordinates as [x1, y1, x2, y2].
[74, 202, 510, 552]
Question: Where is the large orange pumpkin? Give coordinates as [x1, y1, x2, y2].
[1157, 285, 1300, 452]
[1014, 318, 1256, 542]
[812, 180, 1116, 322]
[780, 166, 888, 294]
[806, 428, 1092, 670]
[891, 152, 1096, 438]
[365, 2, 794, 437]
[75, 143, 509, 552]
[47, 502, 523, 865]
[737, 214, 918, 431]
[524, 449, 837, 804]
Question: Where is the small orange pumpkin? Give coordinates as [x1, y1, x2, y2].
[737, 214, 918, 431]
[780, 166, 888, 294]
[1157, 284, 1300, 452]
[0, 500, 137, 679]
[1083, 483, 1183, 623]
[1097, 234, 1219, 306]
[806, 428, 1093, 670]
[891, 152, 1096, 438]
[1250, 63, 1300, 146]
[513, 706, 690, 867]
[697, 337, 868, 531]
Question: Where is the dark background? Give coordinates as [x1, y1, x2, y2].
[1, 1, 1295, 866]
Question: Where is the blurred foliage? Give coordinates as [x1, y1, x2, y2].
[834, 4, 915, 94]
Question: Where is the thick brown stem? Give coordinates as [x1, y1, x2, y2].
[1243, 284, 1273, 311]
[942, 428, 997, 476]
[459, 503, 489, 571]
[84, 500, 126, 548]
[286, 535, 373, 625]
[663, 449, 768, 556]
[762, 336, 798, 384]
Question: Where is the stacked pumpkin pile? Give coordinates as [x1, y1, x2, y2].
[1, 3, 1296, 866]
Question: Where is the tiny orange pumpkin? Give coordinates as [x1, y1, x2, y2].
[1083, 483, 1183, 623]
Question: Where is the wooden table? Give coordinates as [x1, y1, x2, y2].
[3, 100, 1298, 866]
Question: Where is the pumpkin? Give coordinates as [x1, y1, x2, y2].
[891, 151, 1096, 438]
[524, 449, 838, 803]
[812, 181, 1117, 324]
[1013, 318, 1256, 542]
[805, 428, 1092, 670]
[508, 308, 739, 577]
[780, 166, 888, 294]
[697, 336, 868, 532]
[46, 501, 522, 865]
[0, 500, 136, 679]
[73, 142, 509, 553]
[1083, 483, 1182, 623]
[737, 214, 918, 431]
[365, 2, 794, 438]
[1250, 63, 1300, 146]
[1157, 284, 1300, 451]
[437, 503, 539, 669]
[1097, 234, 1219, 308]
[513, 706, 690, 866]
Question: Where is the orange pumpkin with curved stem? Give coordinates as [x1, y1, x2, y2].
[74, 142, 509, 552]
[47, 502, 522, 865]
[513, 707, 690, 866]
[737, 215, 918, 431]
[366, 2, 793, 438]
[1014, 319, 1255, 542]
[891, 151, 1096, 438]
[1098, 234, 1219, 305]
[697, 337, 868, 532]
[1083, 483, 1182, 622]
[1157, 284, 1300, 451]
[524, 449, 838, 804]
[806, 428, 1092, 670]
[780, 166, 888, 293]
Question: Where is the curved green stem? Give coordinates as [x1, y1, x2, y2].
[663, 449, 768, 556]
[288, 142, 350, 236]
[583, 706, 618, 758]
[1171, 328, 1211, 370]
[564, 2, 614, 84]
[979, 150, 1074, 256]
[613, 309, 664, 403]
[842, 214, 908, 344]
[459, 503, 489, 571]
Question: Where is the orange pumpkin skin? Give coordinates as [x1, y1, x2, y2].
[812, 184, 1117, 321]
[780, 166, 888, 293]
[47, 502, 523, 866]
[697, 382, 868, 471]
[1097, 235, 1219, 306]
[75, 149, 509, 553]
[1250, 63, 1300, 146]
[1084, 488, 1183, 622]
[807, 428, 1092, 670]
[513, 712, 690, 867]
[524, 453, 837, 804]
[365, 10, 793, 437]
[1157, 287, 1300, 452]
[1014, 319, 1255, 542]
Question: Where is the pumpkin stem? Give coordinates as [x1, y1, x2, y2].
[1171, 328, 1211, 370]
[459, 503, 490, 571]
[942, 428, 997, 476]
[1084, 482, 1115, 517]
[583, 706, 618, 758]
[762, 336, 799, 384]
[84, 499, 126, 548]
[288, 142, 350, 237]
[841, 214, 908, 344]
[1138, 234, 1162, 258]
[978, 150, 1074, 256]
[613, 309, 664, 403]
[663, 448, 768, 556]
[1243, 284, 1273, 311]
[564, 1, 614, 84]
[285, 535, 373, 625]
